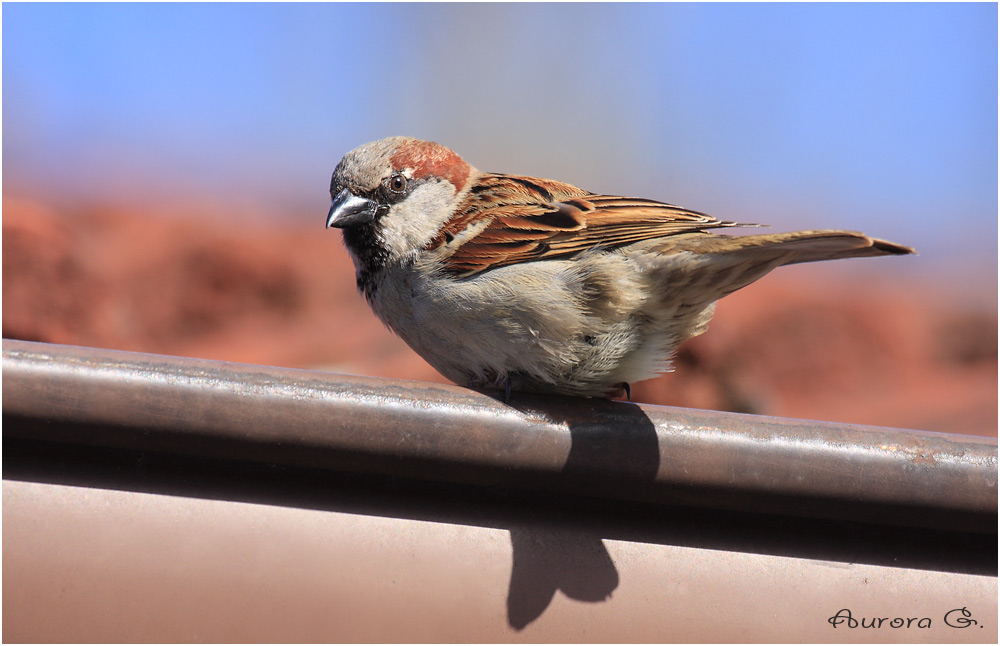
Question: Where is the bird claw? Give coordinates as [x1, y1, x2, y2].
[608, 382, 631, 400]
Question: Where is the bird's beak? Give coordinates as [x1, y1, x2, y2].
[327, 189, 377, 229]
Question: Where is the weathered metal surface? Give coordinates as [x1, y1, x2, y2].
[3, 339, 996, 532]
[4, 479, 996, 643]
[3, 339, 997, 642]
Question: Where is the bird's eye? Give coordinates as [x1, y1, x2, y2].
[388, 174, 407, 193]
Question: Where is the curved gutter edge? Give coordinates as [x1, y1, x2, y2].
[3, 339, 996, 533]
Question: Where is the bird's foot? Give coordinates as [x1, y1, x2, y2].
[607, 382, 631, 400]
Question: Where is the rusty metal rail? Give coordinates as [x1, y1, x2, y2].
[3, 339, 996, 533]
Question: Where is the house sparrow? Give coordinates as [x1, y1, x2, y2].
[326, 136, 914, 399]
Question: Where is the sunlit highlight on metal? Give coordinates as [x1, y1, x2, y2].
[2, 339, 996, 532]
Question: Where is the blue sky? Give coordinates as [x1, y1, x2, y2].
[3, 3, 997, 280]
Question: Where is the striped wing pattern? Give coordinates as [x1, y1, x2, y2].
[430, 173, 751, 276]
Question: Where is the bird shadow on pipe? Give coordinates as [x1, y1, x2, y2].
[503, 398, 660, 630]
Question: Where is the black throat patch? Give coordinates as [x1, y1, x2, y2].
[341, 219, 391, 300]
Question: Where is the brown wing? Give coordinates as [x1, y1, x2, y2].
[429, 173, 756, 276]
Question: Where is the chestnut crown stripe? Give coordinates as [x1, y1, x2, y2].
[389, 140, 471, 193]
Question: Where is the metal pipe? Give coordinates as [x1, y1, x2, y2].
[3, 339, 996, 532]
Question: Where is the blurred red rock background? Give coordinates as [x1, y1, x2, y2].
[3, 195, 996, 437]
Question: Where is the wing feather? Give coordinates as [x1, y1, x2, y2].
[430, 173, 756, 276]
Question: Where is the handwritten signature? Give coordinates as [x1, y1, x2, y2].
[829, 607, 981, 629]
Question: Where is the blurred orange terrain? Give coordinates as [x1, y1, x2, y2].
[3, 196, 996, 436]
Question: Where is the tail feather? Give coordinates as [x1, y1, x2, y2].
[746, 230, 917, 265]
[646, 229, 915, 303]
